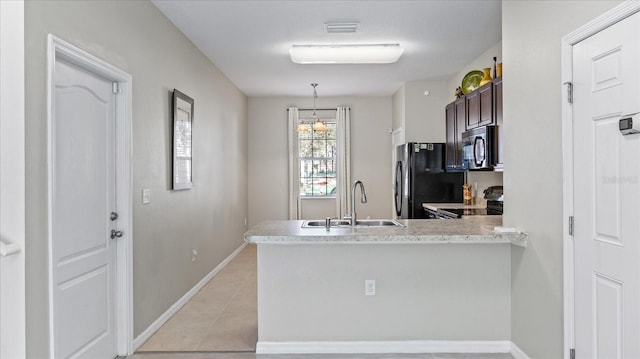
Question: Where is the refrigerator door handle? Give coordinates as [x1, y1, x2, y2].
[394, 161, 403, 217]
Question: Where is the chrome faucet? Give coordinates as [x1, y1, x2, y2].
[345, 180, 367, 226]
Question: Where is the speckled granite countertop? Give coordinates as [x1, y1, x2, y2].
[244, 216, 526, 247]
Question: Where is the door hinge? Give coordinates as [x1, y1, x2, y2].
[112, 81, 119, 94]
[564, 81, 573, 104]
[570, 348, 575, 359]
[569, 216, 574, 236]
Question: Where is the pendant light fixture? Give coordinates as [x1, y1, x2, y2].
[296, 122, 309, 133]
[310, 83, 328, 132]
[297, 83, 328, 133]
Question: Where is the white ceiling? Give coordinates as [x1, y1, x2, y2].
[152, 0, 501, 97]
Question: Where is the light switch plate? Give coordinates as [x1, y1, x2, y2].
[365, 279, 376, 296]
[142, 189, 151, 204]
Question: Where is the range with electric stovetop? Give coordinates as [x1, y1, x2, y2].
[424, 185, 503, 219]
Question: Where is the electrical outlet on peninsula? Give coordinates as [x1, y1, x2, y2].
[365, 279, 376, 296]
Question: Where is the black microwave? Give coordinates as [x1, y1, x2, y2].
[462, 125, 498, 170]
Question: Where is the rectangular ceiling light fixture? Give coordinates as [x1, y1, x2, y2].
[289, 44, 404, 64]
[325, 22, 359, 33]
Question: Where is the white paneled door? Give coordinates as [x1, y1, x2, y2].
[573, 11, 640, 358]
[51, 58, 119, 358]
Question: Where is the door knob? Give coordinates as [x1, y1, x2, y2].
[110, 229, 123, 239]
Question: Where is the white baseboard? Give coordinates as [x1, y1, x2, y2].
[256, 340, 513, 354]
[132, 242, 248, 350]
[510, 342, 532, 359]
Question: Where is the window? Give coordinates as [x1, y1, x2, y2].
[288, 106, 349, 220]
[298, 122, 337, 197]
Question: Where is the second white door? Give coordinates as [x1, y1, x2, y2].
[573, 11, 640, 358]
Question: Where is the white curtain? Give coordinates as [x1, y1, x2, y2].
[287, 107, 301, 219]
[335, 107, 351, 218]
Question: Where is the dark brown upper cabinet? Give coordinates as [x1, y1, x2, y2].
[445, 97, 467, 170]
[446, 76, 503, 171]
[466, 81, 494, 130]
[445, 102, 456, 168]
[478, 83, 494, 127]
[465, 90, 479, 130]
[493, 77, 503, 169]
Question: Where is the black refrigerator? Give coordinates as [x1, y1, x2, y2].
[394, 143, 464, 219]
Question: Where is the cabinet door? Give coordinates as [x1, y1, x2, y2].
[454, 98, 466, 166]
[478, 82, 494, 127]
[466, 91, 479, 130]
[493, 77, 503, 168]
[445, 102, 456, 169]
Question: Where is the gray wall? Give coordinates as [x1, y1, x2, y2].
[390, 79, 449, 143]
[403, 80, 449, 143]
[391, 85, 405, 132]
[258, 243, 511, 341]
[502, 1, 622, 357]
[248, 96, 392, 226]
[25, 1, 248, 355]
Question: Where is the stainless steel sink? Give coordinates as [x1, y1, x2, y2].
[354, 219, 403, 227]
[303, 220, 351, 227]
[302, 219, 404, 228]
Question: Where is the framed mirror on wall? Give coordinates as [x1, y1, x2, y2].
[172, 89, 194, 190]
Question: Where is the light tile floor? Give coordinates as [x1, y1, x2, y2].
[138, 244, 258, 352]
[134, 243, 514, 359]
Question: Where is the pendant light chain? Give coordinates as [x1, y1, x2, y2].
[311, 83, 328, 132]
[297, 83, 328, 133]
[312, 83, 318, 119]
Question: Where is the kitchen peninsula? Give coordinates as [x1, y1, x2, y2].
[245, 217, 526, 355]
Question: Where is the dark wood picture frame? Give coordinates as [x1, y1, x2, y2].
[172, 89, 194, 190]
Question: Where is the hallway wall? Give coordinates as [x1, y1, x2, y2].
[24, 1, 248, 355]
[502, 1, 623, 357]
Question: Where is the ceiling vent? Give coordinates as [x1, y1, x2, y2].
[325, 22, 359, 33]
